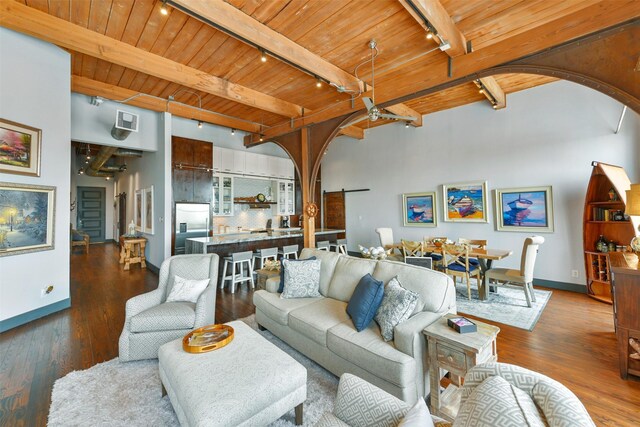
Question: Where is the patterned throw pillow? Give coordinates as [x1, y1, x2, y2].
[398, 398, 435, 427]
[165, 275, 209, 303]
[374, 277, 419, 341]
[281, 258, 322, 299]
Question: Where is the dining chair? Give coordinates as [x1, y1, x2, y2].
[442, 243, 481, 300]
[405, 256, 433, 270]
[375, 228, 403, 261]
[424, 236, 448, 269]
[484, 236, 545, 307]
[401, 239, 424, 262]
[457, 238, 487, 267]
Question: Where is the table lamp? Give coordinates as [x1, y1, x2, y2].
[625, 183, 640, 255]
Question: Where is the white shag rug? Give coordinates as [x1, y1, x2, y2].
[454, 281, 552, 331]
[48, 315, 338, 427]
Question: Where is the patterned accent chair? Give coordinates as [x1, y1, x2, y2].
[455, 363, 595, 426]
[118, 254, 219, 362]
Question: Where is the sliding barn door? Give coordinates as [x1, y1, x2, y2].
[323, 191, 346, 239]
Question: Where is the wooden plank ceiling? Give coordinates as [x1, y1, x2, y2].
[5, 0, 638, 138]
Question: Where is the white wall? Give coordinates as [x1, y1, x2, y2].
[71, 93, 160, 151]
[322, 81, 640, 287]
[0, 29, 71, 323]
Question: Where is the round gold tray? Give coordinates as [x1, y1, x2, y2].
[182, 324, 234, 354]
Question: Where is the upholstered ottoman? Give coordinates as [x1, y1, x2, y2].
[158, 320, 307, 426]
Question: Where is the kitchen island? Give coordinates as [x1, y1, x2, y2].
[185, 228, 346, 256]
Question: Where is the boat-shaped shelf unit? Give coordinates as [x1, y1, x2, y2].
[582, 161, 639, 303]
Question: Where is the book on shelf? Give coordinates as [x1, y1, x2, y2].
[592, 207, 626, 222]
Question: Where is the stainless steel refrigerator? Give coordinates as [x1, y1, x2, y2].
[174, 202, 210, 254]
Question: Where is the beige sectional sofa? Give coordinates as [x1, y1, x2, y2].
[253, 248, 456, 404]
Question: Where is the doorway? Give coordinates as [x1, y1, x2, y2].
[323, 190, 346, 239]
[77, 186, 106, 243]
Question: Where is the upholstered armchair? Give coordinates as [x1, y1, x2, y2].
[119, 254, 219, 362]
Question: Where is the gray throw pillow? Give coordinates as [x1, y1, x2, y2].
[281, 258, 322, 299]
[374, 276, 419, 341]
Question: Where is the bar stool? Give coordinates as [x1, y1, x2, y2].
[279, 244, 299, 260]
[316, 241, 330, 251]
[252, 247, 278, 274]
[329, 238, 348, 255]
[220, 251, 254, 293]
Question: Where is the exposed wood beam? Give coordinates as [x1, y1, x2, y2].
[477, 77, 506, 110]
[0, 1, 304, 118]
[245, 2, 639, 145]
[385, 104, 423, 127]
[337, 126, 365, 140]
[72, 76, 261, 133]
[170, 0, 365, 93]
[398, 0, 467, 57]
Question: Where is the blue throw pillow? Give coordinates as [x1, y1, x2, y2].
[347, 274, 385, 332]
[278, 256, 317, 293]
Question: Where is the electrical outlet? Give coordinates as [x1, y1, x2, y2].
[41, 285, 54, 297]
[571, 270, 579, 278]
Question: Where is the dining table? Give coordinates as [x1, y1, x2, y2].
[385, 243, 513, 300]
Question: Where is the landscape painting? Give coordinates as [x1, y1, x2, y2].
[443, 181, 488, 223]
[0, 119, 41, 176]
[403, 192, 437, 227]
[0, 182, 55, 256]
[496, 186, 554, 232]
[144, 185, 154, 234]
[134, 189, 143, 231]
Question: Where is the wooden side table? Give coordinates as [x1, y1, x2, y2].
[255, 268, 280, 290]
[423, 314, 500, 421]
[119, 237, 147, 270]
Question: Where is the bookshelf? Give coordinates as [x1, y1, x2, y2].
[583, 162, 639, 304]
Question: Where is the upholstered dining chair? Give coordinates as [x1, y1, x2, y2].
[119, 253, 219, 362]
[442, 243, 481, 300]
[424, 236, 448, 269]
[484, 236, 544, 307]
[457, 238, 487, 267]
[375, 227, 403, 261]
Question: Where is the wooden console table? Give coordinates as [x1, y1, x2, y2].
[423, 315, 500, 421]
[609, 251, 640, 379]
[119, 236, 147, 271]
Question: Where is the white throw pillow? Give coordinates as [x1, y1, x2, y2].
[281, 259, 322, 299]
[166, 275, 209, 303]
[398, 398, 435, 427]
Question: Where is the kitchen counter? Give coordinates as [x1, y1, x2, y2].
[185, 228, 345, 254]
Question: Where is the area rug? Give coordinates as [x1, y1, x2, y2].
[48, 315, 338, 427]
[454, 281, 551, 331]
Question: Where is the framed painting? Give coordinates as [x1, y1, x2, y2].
[144, 185, 154, 235]
[495, 186, 554, 232]
[402, 192, 437, 227]
[0, 118, 42, 177]
[442, 181, 489, 223]
[134, 189, 143, 231]
[0, 182, 55, 257]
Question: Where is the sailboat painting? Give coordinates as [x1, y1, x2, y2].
[496, 186, 554, 232]
[402, 192, 437, 227]
[442, 181, 488, 223]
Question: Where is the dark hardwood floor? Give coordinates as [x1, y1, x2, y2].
[0, 243, 638, 426]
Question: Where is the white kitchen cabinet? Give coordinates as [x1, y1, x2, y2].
[213, 146, 222, 172]
[232, 150, 245, 174]
[268, 156, 280, 178]
[244, 152, 260, 175]
[277, 180, 295, 215]
[213, 146, 294, 180]
[216, 147, 234, 174]
[212, 174, 233, 216]
[277, 157, 295, 179]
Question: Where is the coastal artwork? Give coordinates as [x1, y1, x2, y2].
[0, 119, 41, 176]
[403, 192, 437, 227]
[496, 186, 554, 232]
[0, 182, 55, 257]
[443, 181, 488, 223]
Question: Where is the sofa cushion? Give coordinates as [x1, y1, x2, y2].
[453, 375, 545, 427]
[279, 256, 316, 293]
[347, 274, 385, 332]
[372, 260, 454, 315]
[281, 258, 322, 299]
[130, 301, 195, 333]
[327, 321, 416, 387]
[253, 290, 323, 326]
[374, 277, 420, 341]
[301, 248, 341, 296]
[289, 299, 350, 346]
[327, 256, 378, 302]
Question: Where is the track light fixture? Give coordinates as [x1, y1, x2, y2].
[260, 50, 267, 62]
[405, 122, 410, 128]
[316, 77, 322, 88]
[426, 31, 433, 40]
[105, 176, 111, 181]
[231, 128, 235, 135]
[259, 135, 264, 142]
[160, 0, 168, 15]
[198, 121, 203, 129]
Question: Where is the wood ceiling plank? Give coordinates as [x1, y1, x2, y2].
[24, 0, 48, 13]
[337, 126, 364, 139]
[0, 1, 305, 117]
[70, 0, 91, 27]
[72, 53, 83, 75]
[49, 0, 70, 21]
[171, 0, 365, 92]
[250, 0, 291, 23]
[71, 75, 261, 133]
[477, 76, 506, 109]
[398, 0, 467, 56]
[81, 0, 112, 79]
[278, 0, 352, 42]
[93, 0, 135, 82]
[385, 103, 423, 127]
